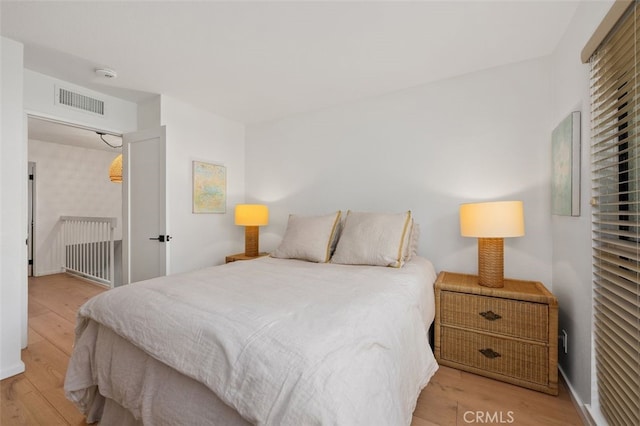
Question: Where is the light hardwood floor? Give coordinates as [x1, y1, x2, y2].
[1, 274, 585, 425]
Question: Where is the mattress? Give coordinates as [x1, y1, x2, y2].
[65, 256, 439, 425]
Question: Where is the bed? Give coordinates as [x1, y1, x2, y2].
[64, 211, 439, 425]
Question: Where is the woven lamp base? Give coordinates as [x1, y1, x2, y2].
[244, 226, 259, 257]
[477, 237, 504, 288]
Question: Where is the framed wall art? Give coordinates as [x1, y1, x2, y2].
[193, 161, 226, 214]
[551, 111, 581, 216]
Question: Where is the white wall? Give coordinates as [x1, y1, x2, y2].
[0, 36, 26, 379]
[24, 69, 137, 134]
[28, 139, 123, 276]
[246, 58, 553, 285]
[549, 0, 614, 416]
[138, 95, 161, 130]
[160, 96, 246, 273]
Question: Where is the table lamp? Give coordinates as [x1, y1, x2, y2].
[459, 201, 525, 288]
[235, 204, 269, 257]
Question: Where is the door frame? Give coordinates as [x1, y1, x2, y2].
[25, 113, 123, 278]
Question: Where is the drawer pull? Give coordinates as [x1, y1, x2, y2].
[479, 348, 501, 359]
[479, 310, 502, 321]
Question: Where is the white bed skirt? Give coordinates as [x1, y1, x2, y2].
[72, 321, 252, 426]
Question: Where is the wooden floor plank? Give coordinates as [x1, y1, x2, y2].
[40, 387, 87, 425]
[27, 327, 46, 346]
[21, 339, 71, 393]
[28, 312, 76, 357]
[28, 298, 51, 319]
[411, 415, 441, 426]
[0, 374, 67, 426]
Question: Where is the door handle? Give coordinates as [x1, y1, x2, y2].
[149, 235, 171, 242]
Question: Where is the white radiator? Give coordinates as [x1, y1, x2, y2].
[61, 216, 117, 287]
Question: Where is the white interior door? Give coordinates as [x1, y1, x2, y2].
[123, 126, 169, 284]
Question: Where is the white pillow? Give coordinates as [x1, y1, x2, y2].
[331, 211, 413, 268]
[271, 211, 342, 263]
[401, 221, 420, 262]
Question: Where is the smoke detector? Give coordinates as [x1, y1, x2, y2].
[95, 68, 118, 79]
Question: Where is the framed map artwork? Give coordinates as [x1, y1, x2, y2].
[551, 111, 581, 216]
[193, 161, 226, 213]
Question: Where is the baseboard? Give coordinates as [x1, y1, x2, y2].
[0, 360, 25, 380]
[558, 366, 596, 426]
[65, 271, 111, 289]
[33, 268, 65, 277]
[584, 404, 607, 426]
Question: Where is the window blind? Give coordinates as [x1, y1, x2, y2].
[591, 3, 640, 425]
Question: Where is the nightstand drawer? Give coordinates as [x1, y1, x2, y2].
[440, 291, 548, 342]
[440, 327, 549, 386]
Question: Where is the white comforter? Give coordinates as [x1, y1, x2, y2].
[66, 256, 438, 426]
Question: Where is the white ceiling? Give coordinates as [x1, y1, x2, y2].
[1, 1, 582, 127]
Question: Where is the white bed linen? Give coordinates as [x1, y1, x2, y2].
[65, 256, 438, 426]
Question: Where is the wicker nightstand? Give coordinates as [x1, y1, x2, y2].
[225, 252, 269, 264]
[434, 271, 558, 395]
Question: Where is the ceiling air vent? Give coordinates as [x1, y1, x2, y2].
[56, 87, 105, 116]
